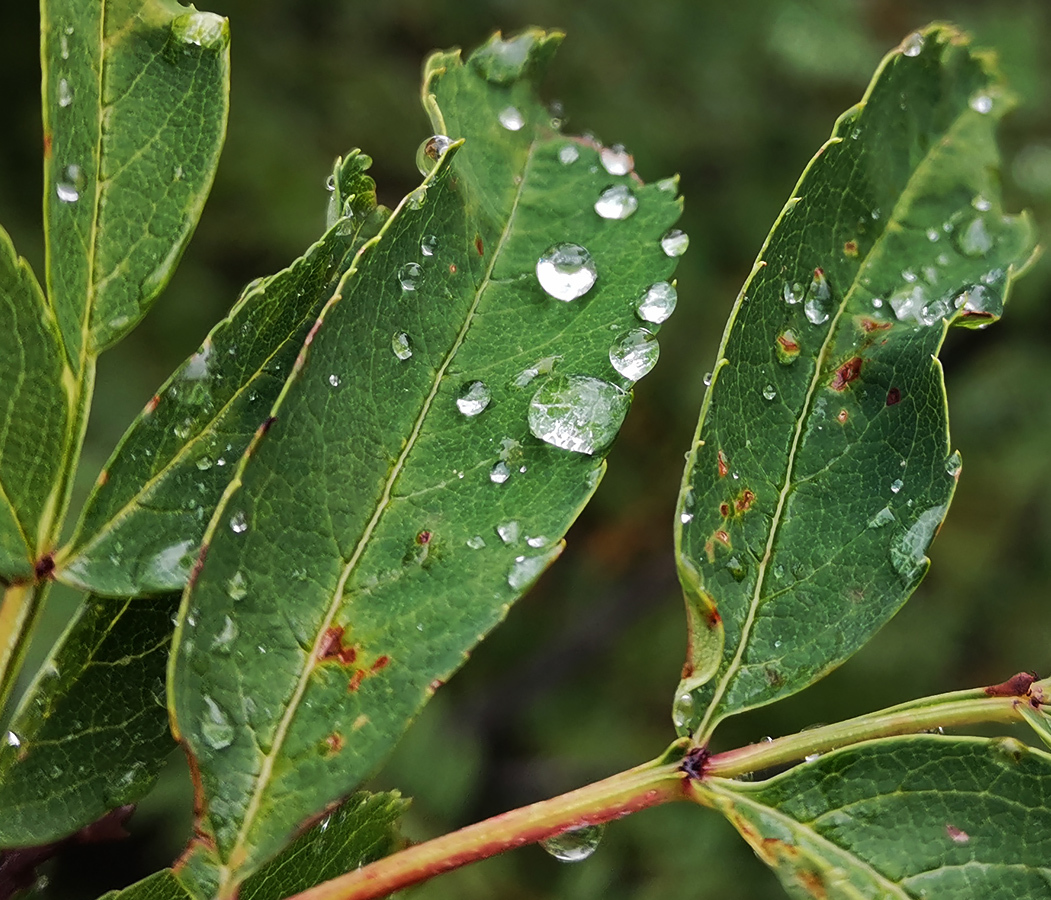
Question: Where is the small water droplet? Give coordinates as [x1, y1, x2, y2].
[392, 332, 413, 360]
[970, 93, 993, 114]
[540, 824, 605, 863]
[725, 556, 746, 581]
[508, 545, 561, 591]
[526, 535, 549, 548]
[600, 144, 632, 175]
[902, 32, 924, 57]
[57, 78, 72, 107]
[672, 691, 694, 729]
[407, 186, 427, 209]
[762, 384, 776, 401]
[868, 506, 895, 528]
[594, 184, 638, 220]
[195, 455, 213, 471]
[456, 381, 491, 417]
[498, 106, 525, 131]
[558, 144, 579, 165]
[656, 176, 678, 193]
[328, 374, 341, 387]
[420, 234, 438, 257]
[804, 269, 832, 325]
[660, 229, 689, 257]
[945, 451, 962, 477]
[636, 282, 677, 324]
[490, 460, 511, 484]
[890, 478, 903, 494]
[804, 753, 821, 763]
[5, 731, 21, 747]
[171, 10, 228, 49]
[466, 535, 486, 550]
[416, 135, 452, 176]
[201, 696, 234, 750]
[496, 521, 519, 544]
[227, 571, 247, 601]
[536, 243, 597, 301]
[702, 372, 712, 386]
[398, 262, 422, 291]
[229, 511, 248, 534]
[952, 216, 994, 257]
[56, 181, 79, 203]
[609, 328, 659, 381]
[528, 375, 629, 455]
[782, 282, 805, 305]
[213, 616, 238, 651]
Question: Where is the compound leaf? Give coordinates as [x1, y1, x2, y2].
[673, 25, 1037, 739]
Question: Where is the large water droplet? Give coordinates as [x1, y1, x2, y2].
[407, 186, 427, 209]
[600, 144, 632, 175]
[56, 181, 79, 203]
[528, 375, 629, 455]
[890, 478, 903, 494]
[952, 216, 994, 257]
[636, 282, 677, 324]
[902, 32, 925, 57]
[496, 521, 520, 544]
[227, 571, 247, 601]
[498, 106, 525, 131]
[945, 450, 962, 477]
[5, 731, 21, 748]
[953, 284, 1003, 324]
[594, 184, 638, 220]
[201, 696, 234, 750]
[328, 374, 341, 387]
[508, 545, 561, 591]
[609, 328, 659, 380]
[536, 243, 597, 301]
[398, 262, 422, 291]
[471, 33, 534, 84]
[171, 11, 229, 49]
[490, 461, 511, 484]
[672, 691, 695, 729]
[57, 78, 73, 108]
[540, 824, 605, 863]
[456, 381, 491, 417]
[890, 506, 945, 584]
[416, 134, 452, 176]
[782, 282, 805, 305]
[229, 511, 248, 534]
[804, 269, 832, 325]
[762, 384, 776, 401]
[558, 144, 579, 165]
[392, 332, 413, 360]
[660, 229, 689, 257]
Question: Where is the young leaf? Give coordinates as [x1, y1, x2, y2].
[169, 30, 682, 893]
[57, 153, 387, 596]
[0, 227, 71, 581]
[673, 25, 1037, 739]
[0, 594, 178, 847]
[707, 736, 1051, 899]
[42, 0, 230, 360]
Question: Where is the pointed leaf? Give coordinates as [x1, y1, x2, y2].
[673, 25, 1037, 738]
[0, 227, 72, 580]
[42, 0, 229, 359]
[57, 153, 386, 596]
[708, 736, 1051, 899]
[0, 594, 178, 847]
[170, 30, 682, 892]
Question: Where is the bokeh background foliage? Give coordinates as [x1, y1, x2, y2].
[2, 1, 1049, 898]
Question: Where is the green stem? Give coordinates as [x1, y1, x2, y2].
[0, 581, 47, 719]
[285, 756, 689, 900]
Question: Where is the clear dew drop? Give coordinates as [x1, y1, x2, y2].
[540, 824, 605, 863]
[466, 535, 486, 550]
[558, 144, 579, 165]
[636, 282, 677, 324]
[5, 731, 21, 747]
[420, 234, 438, 257]
[171, 11, 228, 49]
[594, 184, 638, 220]
[498, 106, 525, 131]
[201, 696, 234, 750]
[213, 616, 238, 651]
[56, 181, 79, 203]
[867, 506, 895, 529]
[535, 243, 598, 301]
[762, 384, 776, 401]
[195, 455, 212, 471]
[229, 511, 248, 534]
[328, 374, 341, 387]
[890, 478, 903, 494]
[902, 32, 925, 57]
[804, 269, 832, 325]
[945, 450, 962, 477]
[227, 571, 247, 601]
[600, 144, 633, 176]
[497, 521, 520, 544]
[490, 461, 511, 484]
[952, 216, 994, 258]
[407, 186, 427, 209]
[392, 332, 413, 360]
[702, 372, 712, 387]
[526, 535, 549, 548]
[609, 328, 659, 381]
[456, 381, 491, 417]
[58, 78, 73, 107]
[398, 262, 422, 291]
[528, 374, 629, 456]
[660, 229, 689, 257]
[507, 546, 561, 591]
[890, 505, 946, 584]
[782, 282, 805, 305]
[970, 93, 993, 114]
[415, 134, 452, 176]
[672, 691, 695, 729]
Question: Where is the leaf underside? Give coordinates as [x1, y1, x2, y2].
[169, 30, 682, 895]
[673, 24, 1037, 739]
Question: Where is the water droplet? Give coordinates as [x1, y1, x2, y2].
[952, 216, 994, 257]
[398, 262, 422, 291]
[213, 616, 238, 651]
[970, 93, 993, 114]
[171, 11, 228, 49]
[702, 372, 712, 386]
[890, 478, 903, 494]
[804, 753, 821, 763]
[407, 186, 427, 209]
[609, 328, 659, 381]
[725, 556, 746, 581]
[600, 144, 632, 175]
[466, 535, 486, 550]
[558, 144, 579, 165]
[536, 243, 597, 301]
[672, 691, 694, 729]
[229, 511, 248, 534]
[782, 282, 805, 305]
[328, 374, 341, 387]
[201, 696, 234, 750]
[594, 184, 638, 220]
[195, 455, 213, 471]
[868, 506, 895, 528]
[526, 535, 549, 548]
[420, 234, 438, 257]
[636, 282, 677, 324]
[496, 521, 519, 544]
[498, 106, 525, 131]
[528, 375, 629, 455]
[456, 381, 491, 417]
[56, 179, 79, 203]
[5, 731, 21, 747]
[508, 545, 561, 591]
[762, 384, 776, 401]
[660, 229, 689, 257]
[890, 505, 946, 583]
[902, 32, 925, 57]
[656, 176, 678, 193]
[776, 329, 801, 365]
[227, 571, 247, 601]
[804, 269, 832, 325]
[945, 451, 962, 477]
[391, 332, 413, 361]
[540, 824, 605, 863]
[57, 78, 72, 108]
[416, 135, 452, 176]
[490, 461, 511, 484]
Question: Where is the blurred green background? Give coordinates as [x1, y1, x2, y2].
[3, 1, 1051, 898]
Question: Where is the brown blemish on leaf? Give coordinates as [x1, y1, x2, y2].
[680, 746, 711, 781]
[260, 416, 276, 435]
[34, 554, 55, 581]
[735, 489, 756, 513]
[764, 666, 784, 687]
[429, 678, 444, 692]
[717, 450, 729, 478]
[843, 240, 859, 257]
[945, 824, 970, 844]
[830, 356, 863, 391]
[886, 387, 901, 406]
[43, 132, 52, 158]
[370, 655, 391, 672]
[837, 409, 849, 424]
[97, 469, 109, 487]
[416, 530, 432, 545]
[449, 263, 457, 274]
[719, 502, 731, 517]
[352, 714, 369, 730]
[144, 394, 161, 414]
[985, 671, 1038, 698]
[347, 670, 366, 692]
[776, 332, 800, 355]
[322, 732, 344, 755]
[795, 869, 828, 899]
[705, 530, 731, 563]
[706, 608, 721, 629]
[475, 235, 484, 256]
[317, 626, 358, 665]
[859, 316, 892, 333]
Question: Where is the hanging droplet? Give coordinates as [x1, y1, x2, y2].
[490, 461, 511, 484]
[398, 262, 422, 291]
[201, 696, 234, 750]
[535, 243, 598, 301]
[558, 144, 579, 165]
[420, 234, 439, 257]
[945, 450, 962, 477]
[672, 691, 695, 729]
[416, 134, 452, 176]
[540, 824, 605, 863]
[171, 10, 229, 49]
[609, 328, 659, 380]
[594, 184, 638, 220]
[762, 384, 776, 401]
[496, 521, 520, 544]
[890, 505, 945, 584]
[804, 269, 832, 325]
[660, 229, 689, 257]
[57, 78, 73, 108]
[226, 571, 247, 601]
[498, 106, 525, 131]
[456, 381, 491, 417]
[600, 144, 632, 175]
[526, 535, 549, 548]
[392, 332, 413, 360]
[902, 32, 925, 57]
[636, 282, 677, 324]
[229, 511, 248, 534]
[528, 374, 629, 455]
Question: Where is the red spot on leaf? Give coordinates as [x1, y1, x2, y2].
[837, 409, 849, 424]
[475, 235, 484, 256]
[719, 503, 731, 517]
[145, 394, 160, 414]
[717, 450, 729, 478]
[776, 332, 800, 355]
[416, 530, 432, 545]
[945, 824, 970, 844]
[735, 489, 756, 513]
[318, 626, 358, 665]
[347, 670, 366, 692]
[429, 678, 444, 692]
[859, 317, 892, 333]
[705, 608, 722, 629]
[830, 357, 863, 391]
[322, 732, 344, 755]
[985, 671, 1038, 698]
[370, 655, 390, 672]
[843, 240, 859, 257]
[886, 387, 901, 406]
[449, 263, 457, 274]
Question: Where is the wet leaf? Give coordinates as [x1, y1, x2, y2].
[170, 29, 682, 893]
[708, 736, 1051, 899]
[42, 0, 229, 359]
[674, 25, 1037, 738]
[0, 595, 178, 847]
[57, 153, 386, 596]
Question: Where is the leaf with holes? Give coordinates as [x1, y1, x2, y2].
[169, 29, 682, 895]
[672, 24, 1037, 740]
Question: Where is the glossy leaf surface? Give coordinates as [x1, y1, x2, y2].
[42, 0, 229, 359]
[709, 736, 1051, 899]
[673, 25, 1037, 739]
[0, 594, 178, 847]
[0, 227, 70, 580]
[170, 30, 682, 894]
[58, 153, 386, 596]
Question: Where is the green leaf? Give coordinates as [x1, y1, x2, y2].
[170, 29, 682, 893]
[57, 152, 386, 596]
[707, 736, 1051, 899]
[42, 0, 230, 360]
[673, 25, 1037, 739]
[0, 594, 177, 847]
[98, 870, 190, 900]
[0, 226, 71, 580]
